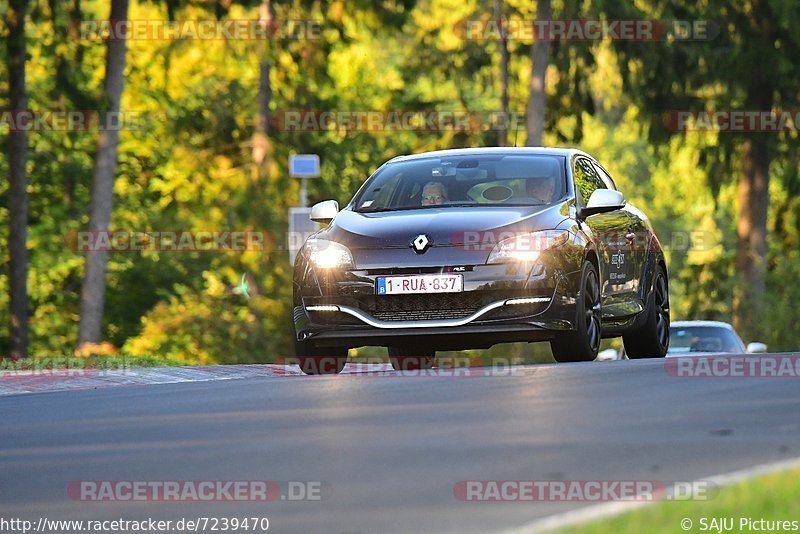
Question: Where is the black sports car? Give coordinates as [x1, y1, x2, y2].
[292, 147, 670, 374]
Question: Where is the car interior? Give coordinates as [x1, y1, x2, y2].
[358, 155, 566, 210]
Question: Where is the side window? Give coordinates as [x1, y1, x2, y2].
[573, 157, 606, 205]
[592, 162, 617, 191]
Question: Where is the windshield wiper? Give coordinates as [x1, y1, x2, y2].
[437, 202, 547, 208]
[357, 206, 429, 213]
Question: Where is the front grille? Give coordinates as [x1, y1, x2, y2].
[305, 290, 548, 325]
[371, 308, 479, 321]
[357, 292, 499, 322]
[368, 293, 482, 319]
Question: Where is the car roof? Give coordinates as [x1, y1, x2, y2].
[388, 146, 582, 162]
[670, 320, 735, 329]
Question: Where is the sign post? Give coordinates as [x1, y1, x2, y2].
[288, 154, 321, 265]
[289, 154, 320, 208]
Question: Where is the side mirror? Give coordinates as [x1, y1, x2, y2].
[580, 189, 625, 218]
[310, 200, 339, 224]
[746, 342, 767, 353]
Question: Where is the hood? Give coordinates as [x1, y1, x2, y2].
[322, 203, 569, 249]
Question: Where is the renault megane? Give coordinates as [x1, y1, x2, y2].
[292, 147, 670, 374]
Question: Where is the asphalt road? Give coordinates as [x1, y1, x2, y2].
[1, 358, 799, 533]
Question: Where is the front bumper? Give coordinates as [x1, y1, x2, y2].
[293, 259, 581, 350]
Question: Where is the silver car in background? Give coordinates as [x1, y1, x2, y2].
[598, 320, 767, 360]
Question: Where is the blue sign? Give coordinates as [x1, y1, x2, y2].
[289, 154, 320, 178]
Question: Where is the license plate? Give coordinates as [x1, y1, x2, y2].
[376, 274, 463, 295]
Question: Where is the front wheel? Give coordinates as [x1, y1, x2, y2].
[623, 264, 670, 358]
[550, 261, 602, 363]
[294, 340, 348, 374]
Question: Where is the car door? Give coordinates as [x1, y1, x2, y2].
[592, 161, 647, 312]
[572, 156, 641, 319]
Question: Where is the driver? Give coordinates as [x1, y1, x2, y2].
[526, 176, 556, 203]
[421, 181, 448, 206]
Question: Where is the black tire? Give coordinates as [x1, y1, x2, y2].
[550, 261, 602, 363]
[623, 263, 670, 358]
[388, 347, 435, 371]
[294, 339, 348, 374]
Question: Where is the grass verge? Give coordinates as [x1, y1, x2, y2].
[550, 467, 800, 534]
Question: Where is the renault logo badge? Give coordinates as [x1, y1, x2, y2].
[411, 234, 430, 253]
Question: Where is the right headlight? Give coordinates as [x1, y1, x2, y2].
[305, 239, 355, 269]
[486, 230, 570, 264]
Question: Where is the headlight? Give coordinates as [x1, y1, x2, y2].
[305, 239, 354, 269]
[486, 230, 570, 264]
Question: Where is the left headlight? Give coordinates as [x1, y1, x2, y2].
[305, 239, 355, 269]
[487, 230, 570, 264]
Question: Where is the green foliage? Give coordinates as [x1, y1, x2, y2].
[1, 0, 799, 360]
[122, 277, 290, 364]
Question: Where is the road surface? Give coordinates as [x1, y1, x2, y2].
[1, 358, 798, 533]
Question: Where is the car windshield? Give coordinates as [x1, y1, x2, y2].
[667, 326, 745, 354]
[354, 154, 567, 212]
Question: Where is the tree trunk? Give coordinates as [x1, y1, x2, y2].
[78, 0, 130, 346]
[494, 0, 509, 146]
[252, 0, 272, 168]
[733, 135, 770, 341]
[259, 61, 272, 138]
[526, 0, 551, 146]
[733, 78, 773, 340]
[732, 0, 776, 343]
[7, 0, 30, 357]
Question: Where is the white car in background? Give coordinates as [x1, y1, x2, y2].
[596, 320, 767, 360]
[666, 320, 767, 356]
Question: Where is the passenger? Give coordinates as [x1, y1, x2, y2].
[421, 181, 448, 206]
[526, 176, 556, 203]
